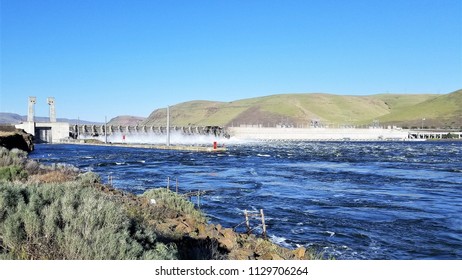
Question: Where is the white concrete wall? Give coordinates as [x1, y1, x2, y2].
[16, 122, 70, 143]
[15, 122, 36, 136]
[37, 122, 69, 143]
[228, 127, 409, 141]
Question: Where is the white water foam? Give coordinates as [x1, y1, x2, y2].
[269, 234, 292, 248]
[80, 131, 249, 145]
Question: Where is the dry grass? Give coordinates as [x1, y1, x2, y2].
[29, 171, 75, 183]
[0, 132, 16, 137]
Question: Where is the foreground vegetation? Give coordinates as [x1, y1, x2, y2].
[0, 148, 176, 259]
[0, 147, 315, 260]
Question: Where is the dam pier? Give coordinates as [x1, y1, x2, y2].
[70, 124, 228, 139]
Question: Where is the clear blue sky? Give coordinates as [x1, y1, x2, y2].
[1, 0, 461, 121]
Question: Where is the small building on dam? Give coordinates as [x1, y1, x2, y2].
[15, 97, 69, 143]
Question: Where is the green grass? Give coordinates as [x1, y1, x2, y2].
[139, 90, 462, 128]
[374, 93, 438, 112]
[142, 93, 393, 126]
[375, 90, 462, 127]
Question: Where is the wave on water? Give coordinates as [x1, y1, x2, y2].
[324, 231, 336, 238]
[269, 234, 296, 249]
[257, 154, 271, 157]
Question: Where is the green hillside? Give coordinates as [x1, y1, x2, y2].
[141, 90, 462, 129]
[373, 94, 439, 112]
[375, 90, 462, 128]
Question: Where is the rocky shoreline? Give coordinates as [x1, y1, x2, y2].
[0, 126, 34, 152]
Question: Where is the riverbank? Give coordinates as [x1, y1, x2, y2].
[0, 146, 313, 260]
[61, 139, 228, 152]
[0, 126, 34, 152]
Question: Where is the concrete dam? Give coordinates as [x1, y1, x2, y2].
[15, 97, 461, 144]
[228, 127, 462, 141]
[70, 125, 229, 139]
[73, 125, 462, 143]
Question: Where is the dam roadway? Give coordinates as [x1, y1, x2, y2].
[227, 127, 462, 141]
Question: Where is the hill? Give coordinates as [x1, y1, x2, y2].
[0, 113, 100, 125]
[375, 89, 462, 128]
[107, 115, 145, 126]
[142, 94, 391, 127]
[141, 91, 462, 129]
[0, 113, 23, 124]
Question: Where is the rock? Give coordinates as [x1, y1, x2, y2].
[197, 223, 207, 237]
[175, 221, 192, 234]
[271, 253, 284, 260]
[292, 247, 306, 259]
[222, 228, 236, 240]
[217, 228, 237, 250]
[258, 252, 285, 260]
[0, 128, 34, 152]
[231, 249, 254, 260]
[219, 236, 235, 250]
[258, 252, 273, 260]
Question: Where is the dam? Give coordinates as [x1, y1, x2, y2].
[14, 97, 228, 143]
[70, 124, 229, 139]
[73, 126, 461, 143]
[14, 97, 461, 143]
[227, 127, 462, 141]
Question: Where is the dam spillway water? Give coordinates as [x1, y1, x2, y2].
[70, 125, 230, 139]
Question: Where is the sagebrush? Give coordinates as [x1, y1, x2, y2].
[0, 181, 177, 260]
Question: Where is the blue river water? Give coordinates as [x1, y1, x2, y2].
[30, 142, 462, 259]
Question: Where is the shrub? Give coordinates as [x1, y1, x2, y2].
[0, 147, 27, 168]
[78, 172, 101, 186]
[142, 188, 206, 224]
[0, 166, 28, 182]
[0, 166, 12, 181]
[0, 182, 178, 260]
[24, 160, 40, 174]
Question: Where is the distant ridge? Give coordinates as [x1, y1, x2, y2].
[140, 90, 462, 129]
[0, 113, 101, 125]
[108, 115, 145, 126]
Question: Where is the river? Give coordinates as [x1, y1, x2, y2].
[30, 141, 462, 259]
